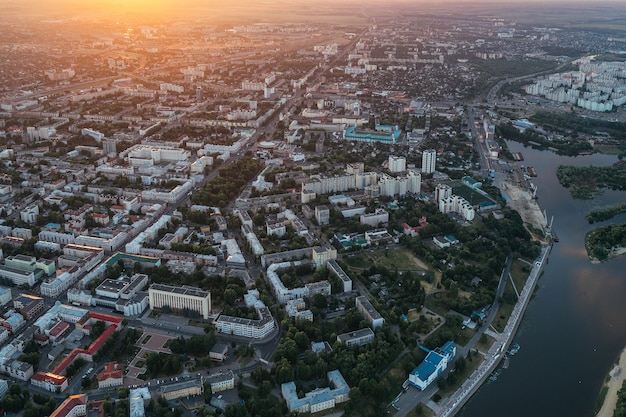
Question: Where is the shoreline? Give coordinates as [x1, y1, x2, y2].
[589, 247, 626, 265]
[596, 346, 626, 417]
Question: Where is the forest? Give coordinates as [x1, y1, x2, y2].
[556, 165, 626, 199]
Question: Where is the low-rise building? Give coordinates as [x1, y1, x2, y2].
[31, 371, 69, 392]
[160, 379, 203, 401]
[49, 394, 87, 417]
[281, 370, 349, 414]
[98, 362, 123, 388]
[408, 341, 456, 390]
[206, 370, 235, 393]
[355, 296, 385, 329]
[336, 328, 375, 348]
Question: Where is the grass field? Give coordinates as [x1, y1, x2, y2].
[448, 180, 495, 206]
[594, 145, 626, 155]
[344, 248, 431, 272]
[476, 334, 495, 353]
[493, 283, 515, 333]
[510, 259, 532, 291]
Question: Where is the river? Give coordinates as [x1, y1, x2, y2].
[459, 141, 626, 417]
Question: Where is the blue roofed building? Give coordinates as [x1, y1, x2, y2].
[343, 125, 401, 144]
[408, 341, 456, 390]
[281, 370, 350, 414]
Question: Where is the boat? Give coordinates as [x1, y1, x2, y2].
[508, 343, 520, 355]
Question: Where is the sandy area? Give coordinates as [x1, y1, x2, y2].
[500, 182, 547, 234]
[591, 247, 626, 264]
[597, 346, 626, 417]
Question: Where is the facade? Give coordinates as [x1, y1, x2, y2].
[160, 379, 203, 400]
[388, 155, 406, 173]
[314, 205, 330, 225]
[206, 370, 235, 393]
[355, 296, 385, 329]
[0, 287, 12, 306]
[336, 328, 375, 348]
[148, 284, 211, 319]
[409, 341, 456, 390]
[422, 149, 437, 174]
[97, 362, 124, 388]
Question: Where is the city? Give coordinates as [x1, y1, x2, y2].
[0, 1, 626, 417]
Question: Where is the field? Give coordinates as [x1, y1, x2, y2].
[448, 180, 495, 206]
[344, 247, 431, 272]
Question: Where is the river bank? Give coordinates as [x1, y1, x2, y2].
[597, 346, 626, 417]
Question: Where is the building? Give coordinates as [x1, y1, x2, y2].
[160, 379, 203, 401]
[422, 149, 437, 174]
[281, 370, 349, 414]
[97, 362, 123, 388]
[408, 341, 456, 390]
[0, 286, 12, 306]
[30, 372, 69, 393]
[14, 294, 45, 320]
[49, 394, 87, 417]
[355, 296, 385, 329]
[360, 209, 389, 226]
[327, 260, 352, 293]
[314, 205, 330, 225]
[388, 155, 406, 173]
[2, 359, 34, 381]
[215, 305, 275, 340]
[0, 379, 8, 398]
[209, 342, 229, 362]
[206, 370, 235, 393]
[148, 284, 211, 319]
[336, 328, 375, 348]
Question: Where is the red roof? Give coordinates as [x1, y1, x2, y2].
[50, 394, 86, 417]
[52, 312, 122, 375]
[32, 371, 67, 385]
[49, 321, 70, 337]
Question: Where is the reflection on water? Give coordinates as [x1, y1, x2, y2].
[460, 143, 626, 417]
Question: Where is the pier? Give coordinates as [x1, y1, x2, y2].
[435, 244, 551, 417]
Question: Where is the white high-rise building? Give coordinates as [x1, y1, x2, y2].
[388, 155, 406, 173]
[422, 149, 437, 174]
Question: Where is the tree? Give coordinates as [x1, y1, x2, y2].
[311, 293, 328, 309]
[224, 288, 237, 306]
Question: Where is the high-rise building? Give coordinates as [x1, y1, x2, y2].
[102, 139, 117, 156]
[388, 155, 406, 173]
[422, 149, 436, 174]
[196, 86, 203, 101]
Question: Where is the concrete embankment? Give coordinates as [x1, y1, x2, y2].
[436, 244, 552, 417]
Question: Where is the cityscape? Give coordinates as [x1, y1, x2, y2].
[0, 1, 626, 417]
